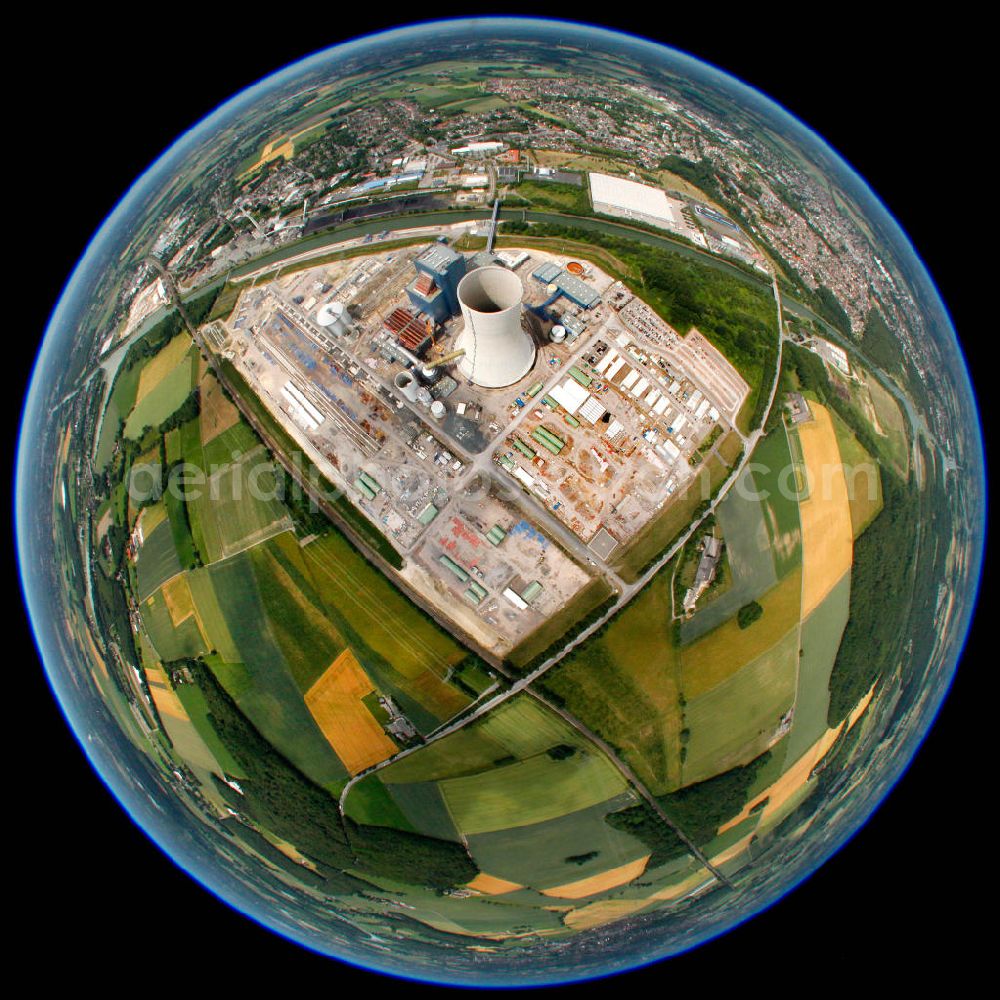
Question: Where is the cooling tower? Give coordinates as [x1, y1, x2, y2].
[454, 267, 535, 388]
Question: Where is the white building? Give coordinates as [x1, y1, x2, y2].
[451, 141, 505, 157]
[589, 172, 688, 233]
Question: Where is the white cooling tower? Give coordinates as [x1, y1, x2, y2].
[454, 267, 535, 388]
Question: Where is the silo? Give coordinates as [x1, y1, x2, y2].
[393, 370, 420, 403]
[454, 267, 535, 388]
[550, 324, 566, 344]
[430, 400, 446, 421]
[316, 301, 350, 336]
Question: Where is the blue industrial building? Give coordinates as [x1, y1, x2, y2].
[530, 261, 600, 309]
[407, 243, 467, 321]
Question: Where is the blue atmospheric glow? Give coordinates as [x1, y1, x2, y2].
[16, 16, 986, 988]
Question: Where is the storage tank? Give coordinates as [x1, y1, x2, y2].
[420, 365, 441, 385]
[454, 267, 535, 388]
[316, 301, 350, 336]
[550, 324, 566, 343]
[393, 370, 420, 403]
[430, 400, 446, 421]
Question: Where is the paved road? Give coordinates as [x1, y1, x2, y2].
[156, 245, 786, 879]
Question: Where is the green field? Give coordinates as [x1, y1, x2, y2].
[343, 776, 416, 831]
[96, 362, 143, 468]
[174, 681, 246, 778]
[186, 445, 291, 564]
[465, 792, 647, 890]
[681, 626, 799, 785]
[681, 464, 778, 645]
[382, 780, 459, 842]
[124, 347, 196, 439]
[197, 553, 348, 788]
[779, 570, 851, 765]
[440, 747, 627, 836]
[299, 532, 471, 729]
[541, 571, 684, 795]
[749, 424, 803, 576]
[202, 421, 259, 470]
[135, 518, 181, 599]
[829, 409, 883, 538]
[141, 591, 207, 661]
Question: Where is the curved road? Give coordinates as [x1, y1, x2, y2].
[157, 238, 786, 884]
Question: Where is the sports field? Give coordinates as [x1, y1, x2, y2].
[304, 649, 397, 774]
[794, 403, 854, 617]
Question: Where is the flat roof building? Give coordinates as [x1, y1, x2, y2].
[589, 172, 687, 233]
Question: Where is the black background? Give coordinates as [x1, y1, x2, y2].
[10, 6, 989, 990]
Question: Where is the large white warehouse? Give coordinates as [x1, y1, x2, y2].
[589, 172, 687, 233]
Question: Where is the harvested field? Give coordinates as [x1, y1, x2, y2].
[467, 873, 523, 895]
[540, 855, 650, 900]
[795, 403, 854, 617]
[199, 373, 241, 445]
[304, 649, 397, 774]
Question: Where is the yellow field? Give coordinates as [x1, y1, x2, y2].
[541, 855, 650, 900]
[135, 333, 192, 404]
[797, 403, 854, 617]
[199, 373, 241, 445]
[563, 898, 652, 932]
[139, 501, 168, 537]
[646, 868, 715, 903]
[161, 574, 195, 626]
[466, 873, 523, 895]
[680, 568, 802, 697]
[711, 831, 756, 867]
[304, 649, 397, 774]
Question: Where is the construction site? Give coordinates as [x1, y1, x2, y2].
[211, 221, 748, 648]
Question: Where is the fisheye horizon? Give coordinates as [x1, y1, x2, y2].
[17, 16, 985, 987]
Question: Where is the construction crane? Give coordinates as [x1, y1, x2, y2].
[486, 197, 501, 254]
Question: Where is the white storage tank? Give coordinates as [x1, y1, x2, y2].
[430, 400, 446, 421]
[316, 301, 350, 336]
[550, 324, 566, 343]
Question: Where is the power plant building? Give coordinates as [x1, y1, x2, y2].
[531, 261, 601, 309]
[407, 244, 466, 319]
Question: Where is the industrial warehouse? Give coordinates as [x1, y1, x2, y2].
[212, 226, 747, 652]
